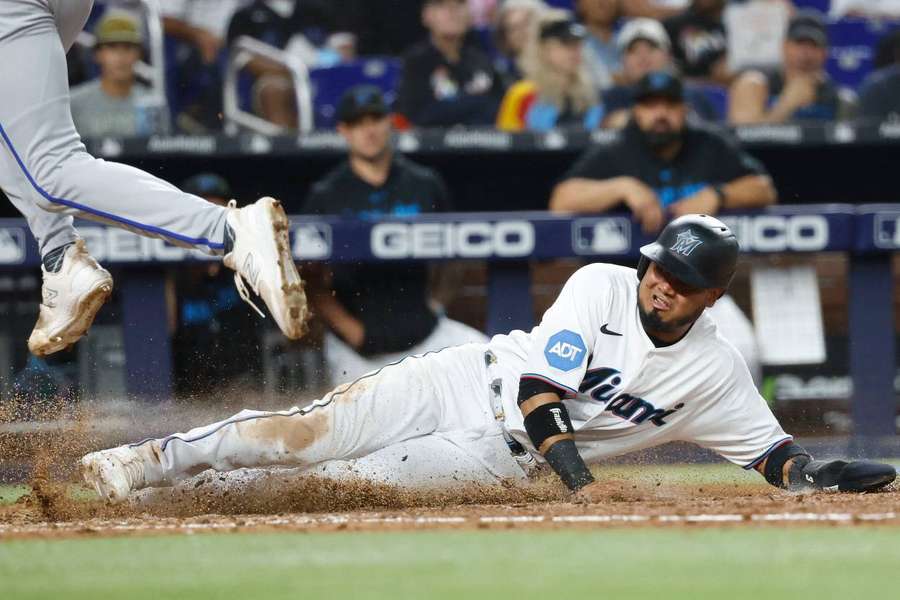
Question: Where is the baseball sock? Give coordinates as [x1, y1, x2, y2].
[42, 242, 74, 273]
[224, 223, 236, 255]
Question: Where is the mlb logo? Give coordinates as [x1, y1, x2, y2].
[572, 217, 630, 255]
[874, 215, 900, 249]
[0, 227, 27, 265]
[292, 223, 332, 260]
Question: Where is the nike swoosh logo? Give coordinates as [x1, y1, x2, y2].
[600, 324, 622, 337]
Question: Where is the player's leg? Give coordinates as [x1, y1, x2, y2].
[81, 344, 497, 502]
[0, 3, 307, 338]
[1, 152, 112, 355]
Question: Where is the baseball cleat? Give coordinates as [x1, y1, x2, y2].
[81, 446, 148, 504]
[223, 197, 308, 340]
[28, 240, 113, 356]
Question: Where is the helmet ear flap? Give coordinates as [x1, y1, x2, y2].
[637, 255, 649, 280]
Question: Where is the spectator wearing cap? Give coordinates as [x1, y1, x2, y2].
[601, 18, 718, 127]
[663, 0, 730, 85]
[492, 0, 547, 88]
[858, 30, 900, 122]
[496, 10, 603, 131]
[549, 70, 772, 380]
[576, 0, 624, 91]
[396, 0, 505, 127]
[303, 86, 488, 384]
[70, 12, 169, 138]
[169, 174, 264, 396]
[728, 10, 855, 124]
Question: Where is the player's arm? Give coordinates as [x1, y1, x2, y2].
[518, 379, 594, 491]
[753, 442, 896, 492]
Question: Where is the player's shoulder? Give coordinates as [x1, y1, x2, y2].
[569, 262, 637, 289]
[394, 155, 441, 183]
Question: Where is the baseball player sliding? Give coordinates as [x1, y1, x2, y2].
[82, 215, 896, 503]
[0, 0, 308, 354]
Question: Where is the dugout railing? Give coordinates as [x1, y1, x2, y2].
[0, 205, 896, 453]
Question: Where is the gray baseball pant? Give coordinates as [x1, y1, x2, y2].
[0, 0, 228, 257]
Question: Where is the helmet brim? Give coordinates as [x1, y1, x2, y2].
[639, 242, 716, 289]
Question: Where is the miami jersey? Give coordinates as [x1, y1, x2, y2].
[488, 263, 790, 469]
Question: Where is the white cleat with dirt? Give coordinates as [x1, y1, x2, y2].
[223, 196, 308, 340]
[81, 446, 149, 504]
[27, 239, 113, 356]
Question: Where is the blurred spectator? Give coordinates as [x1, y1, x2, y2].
[728, 10, 855, 124]
[576, 0, 624, 90]
[70, 12, 169, 138]
[332, 0, 427, 56]
[303, 86, 487, 384]
[493, 0, 547, 87]
[549, 71, 769, 379]
[602, 18, 719, 126]
[396, 0, 505, 127]
[225, 0, 338, 130]
[469, 0, 500, 26]
[859, 30, 900, 121]
[830, 0, 900, 19]
[162, 0, 250, 131]
[550, 71, 776, 230]
[169, 173, 263, 396]
[663, 0, 730, 84]
[621, 0, 686, 20]
[497, 11, 603, 131]
[722, 0, 792, 75]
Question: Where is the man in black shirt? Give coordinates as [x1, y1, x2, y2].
[552, 71, 776, 233]
[663, 0, 729, 84]
[396, 0, 504, 127]
[550, 71, 774, 382]
[304, 86, 487, 383]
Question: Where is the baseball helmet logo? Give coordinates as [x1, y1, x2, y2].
[669, 230, 703, 256]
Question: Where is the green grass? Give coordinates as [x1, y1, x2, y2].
[2, 528, 900, 599]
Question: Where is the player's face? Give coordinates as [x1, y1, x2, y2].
[633, 97, 687, 137]
[338, 114, 392, 162]
[95, 43, 141, 84]
[637, 262, 720, 342]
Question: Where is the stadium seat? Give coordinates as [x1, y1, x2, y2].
[827, 17, 900, 90]
[309, 58, 401, 129]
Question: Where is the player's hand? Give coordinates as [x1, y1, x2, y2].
[619, 178, 663, 234]
[669, 186, 719, 218]
[572, 479, 641, 503]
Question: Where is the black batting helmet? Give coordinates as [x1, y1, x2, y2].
[637, 214, 739, 289]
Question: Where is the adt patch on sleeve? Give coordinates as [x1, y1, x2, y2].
[544, 330, 587, 372]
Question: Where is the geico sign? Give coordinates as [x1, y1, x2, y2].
[371, 221, 535, 259]
[79, 227, 211, 262]
[720, 215, 828, 252]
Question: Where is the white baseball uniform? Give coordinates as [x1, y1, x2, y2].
[0, 0, 228, 257]
[129, 263, 791, 490]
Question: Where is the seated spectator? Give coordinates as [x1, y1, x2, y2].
[621, 0, 686, 20]
[577, 0, 624, 90]
[859, 30, 900, 121]
[550, 71, 776, 230]
[493, 0, 547, 88]
[70, 12, 169, 138]
[162, 0, 250, 131]
[303, 87, 488, 384]
[728, 11, 855, 124]
[602, 18, 719, 126]
[225, 0, 338, 130]
[549, 70, 771, 379]
[497, 11, 603, 131]
[396, 0, 505, 127]
[663, 0, 730, 85]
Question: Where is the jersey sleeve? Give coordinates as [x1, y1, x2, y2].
[681, 349, 792, 469]
[561, 144, 619, 182]
[519, 265, 606, 397]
